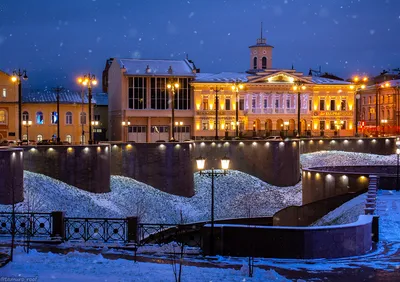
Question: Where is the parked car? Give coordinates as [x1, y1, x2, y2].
[265, 136, 283, 141]
[7, 140, 18, 146]
[0, 140, 9, 146]
[37, 139, 56, 145]
[20, 140, 37, 145]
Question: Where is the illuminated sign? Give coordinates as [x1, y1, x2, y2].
[313, 111, 353, 117]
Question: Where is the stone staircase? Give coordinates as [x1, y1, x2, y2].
[365, 175, 378, 215]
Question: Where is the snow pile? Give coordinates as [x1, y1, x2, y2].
[1, 246, 290, 282]
[300, 151, 396, 169]
[0, 171, 301, 224]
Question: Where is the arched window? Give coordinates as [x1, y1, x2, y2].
[66, 112, 72, 125]
[37, 134, 43, 142]
[80, 112, 87, 125]
[0, 110, 6, 124]
[36, 111, 44, 124]
[66, 134, 72, 144]
[262, 57, 267, 69]
[22, 111, 29, 121]
[22, 134, 27, 141]
[253, 57, 257, 69]
[51, 111, 58, 124]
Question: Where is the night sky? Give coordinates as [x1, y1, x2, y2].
[0, 0, 399, 90]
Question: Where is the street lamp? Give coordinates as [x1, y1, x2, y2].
[91, 121, 99, 143]
[334, 120, 344, 137]
[77, 73, 97, 144]
[53, 86, 63, 144]
[231, 80, 244, 138]
[167, 79, 179, 142]
[292, 81, 306, 137]
[22, 120, 32, 145]
[396, 139, 400, 192]
[211, 86, 223, 140]
[351, 76, 367, 136]
[11, 69, 28, 142]
[196, 155, 230, 256]
[121, 121, 131, 142]
[381, 119, 388, 135]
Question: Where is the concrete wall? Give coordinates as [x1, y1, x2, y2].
[0, 147, 24, 204]
[302, 168, 370, 204]
[202, 215, 373, 259]
[300, 137, 395, 155]
[22, 144, 110, 193]
[108, 142, 194, 197]
[273, 190, 366, 226]
[191, 140, 300, 187]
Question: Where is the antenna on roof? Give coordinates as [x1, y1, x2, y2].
[291, 63, 294, 70]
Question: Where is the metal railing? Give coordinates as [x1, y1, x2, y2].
[0, 212, 52, 238]
[64, 217, 128, 243]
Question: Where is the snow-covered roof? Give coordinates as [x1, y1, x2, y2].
[92, 92, 108, 106]
[118, 58, 196, 77]
[23, 89, 96, 104]
[311, 77, 351, 85]
[193, 72, 249, 83]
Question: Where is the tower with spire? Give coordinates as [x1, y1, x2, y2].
[248, 22, 274, 72]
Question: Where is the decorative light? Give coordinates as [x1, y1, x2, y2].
[221, 156, 230, 170]
[196, 156, 206, 170]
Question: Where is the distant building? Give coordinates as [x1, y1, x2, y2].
[92, 92, 108, 141]
[0, 70, 103, 144]
[105, 33, 356, 141]
[358, 79, 400, 136]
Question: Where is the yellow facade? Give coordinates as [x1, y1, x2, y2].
[0, 70, 93, 144]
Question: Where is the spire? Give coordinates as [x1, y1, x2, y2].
[291, 63, 294, 70]
[260, 22, 263, 40]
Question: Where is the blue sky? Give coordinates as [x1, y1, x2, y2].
[0, 0, 399, 89]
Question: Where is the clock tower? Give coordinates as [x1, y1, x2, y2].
[249, 23, 273, 72]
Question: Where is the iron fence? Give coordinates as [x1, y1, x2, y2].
[64, 217, 128, 243]
[0, 212, 52, 237]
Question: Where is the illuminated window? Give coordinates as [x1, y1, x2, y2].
[36, 111, 44, 124]
[0, 110, 6, 124]
[2, 88, 6, 97]
[202, 97, 209, 110]
[37, 134, 43, 142]
[51, 111, 58, 124]
[66, 135, 72, 143]
[202, 122, 209, 130]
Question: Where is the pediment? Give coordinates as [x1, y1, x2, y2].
[248, 71, 313, 85]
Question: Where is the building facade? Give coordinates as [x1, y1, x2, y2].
[106, 36, 356, 142]
[107, 58, 197, 142]
[0, 70, 107, 144]
[359, 79, 400, 136]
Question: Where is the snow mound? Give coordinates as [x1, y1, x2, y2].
[0, 170, 302, 224]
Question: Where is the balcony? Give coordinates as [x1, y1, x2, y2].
[196, 110, 236, 116]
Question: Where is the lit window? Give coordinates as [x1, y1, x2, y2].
[36, 111, 44, 124]
[2, 88, 6, 97]
[66, 135, 72, 143]
[37, 134, 43, 142]
[0, 110, 7, 124]
[51, 111, 58, 124]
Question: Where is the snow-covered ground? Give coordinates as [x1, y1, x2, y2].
[0, 170, 302, 224]
[0, 151, 396, 225]
[1, 246, 290, 282]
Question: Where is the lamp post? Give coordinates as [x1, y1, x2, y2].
[91, 121, 99, 143]
[351, 76, 367, 136]
[53, 86, 63, 144]
[211, 86, 223, 140]
[292, 81, 306, 137]
[196, 156, 230, 256]
[396, 139, 400, 192]
[167, 79, 179, 142]
[77, 74, 97, 144]
[11, 69, 28, 142]
[121, 121, 131, 142]
[22, 120, 32, 145]
[231, 80, 244, 138]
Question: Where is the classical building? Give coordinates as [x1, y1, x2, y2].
[106, 35, 356, 142]
[191, 36, 354, 139]
[358, 79, 400, 136]
[107, 58, 197, 142]
[0, 70, 18, 140]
